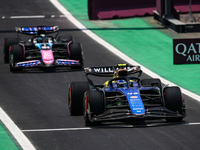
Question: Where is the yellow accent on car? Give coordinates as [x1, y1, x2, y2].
[117, 64, 127, 67]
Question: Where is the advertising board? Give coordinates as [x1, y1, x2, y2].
[173, 38, 200, 64]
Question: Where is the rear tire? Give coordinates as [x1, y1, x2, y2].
[57, 35, 73, 43]
[68, 82, 89, 116]
[140, 78, 162, 91]
[3, 38, 19, 63]
[9, 44, 24, 71]
[164, 86, 185, 122]
[69, 43, 83, 69]
[84, 90, 105, 126]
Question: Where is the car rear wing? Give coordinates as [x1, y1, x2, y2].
[84, 64, 142, 77]
[15, 26, 59, 35]
[15, 26, 59, 41]
[84, 64, 142, 88]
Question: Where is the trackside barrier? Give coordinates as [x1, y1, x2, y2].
[88, 0, 200, 20]
[88, 0, 155, 20]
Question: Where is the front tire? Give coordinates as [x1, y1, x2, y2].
[84, 90, 105, 126]
[9, 44, 24, 71]
[3, 38, 19, 63]
[68, 82, 89, 116]
[57, 35, 73, 43]
[164, 86, 185, 122]
[69, 43, 83, 69]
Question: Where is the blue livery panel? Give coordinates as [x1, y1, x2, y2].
[105, 81, 145, 116]
[56, 59, 78, 65]
[17, 60, 40, 67]
[118, 87, 145, 115]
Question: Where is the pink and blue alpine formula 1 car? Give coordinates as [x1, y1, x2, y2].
[68, 64, 186, 126]
[3, 26, 83, 71]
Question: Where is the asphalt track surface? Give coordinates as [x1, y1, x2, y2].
[0, 0, 200, 150]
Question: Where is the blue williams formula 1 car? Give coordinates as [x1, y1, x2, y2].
[3, 26, 83, 71]
[68, 64, 186, 126]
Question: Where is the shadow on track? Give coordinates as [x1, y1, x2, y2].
[10, 67, 84, 74]
[0, 26, 167, 34]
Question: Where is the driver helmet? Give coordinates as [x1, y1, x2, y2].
[37, 36, 43, 43]
[37, 29, 46, 43]
[37, 34, 48, 43]
[116, 79, 127, 88]
[42, 36, 49, 43]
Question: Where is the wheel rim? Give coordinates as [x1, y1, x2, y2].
[84, 93, 91, 124]
[9, 53, 14, 70]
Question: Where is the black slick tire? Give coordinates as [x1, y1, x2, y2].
[57, 35, 73, 43]
[84, 90, 104, 126]
[164, 86, 185, 122]
[140, 78, 162, 91]
[68, 82, 89, 116]
[9, 44, 24, 71]
[69, 43, 83, 69]
[3, 38, 19, 63]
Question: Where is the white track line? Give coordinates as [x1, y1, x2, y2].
[186, 122, 200, 125]
[50, 0, 200, 102]
[5, 15, 65, 19]
[0, 107, 36, 150]
[10, 15, 45, 19]
[22, 127, 91, 132]
[21, 122, 200, 132]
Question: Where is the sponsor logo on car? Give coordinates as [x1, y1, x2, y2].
[130, 96, 138, 98]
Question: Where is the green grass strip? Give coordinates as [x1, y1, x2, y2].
[0, 124, 18, 150]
